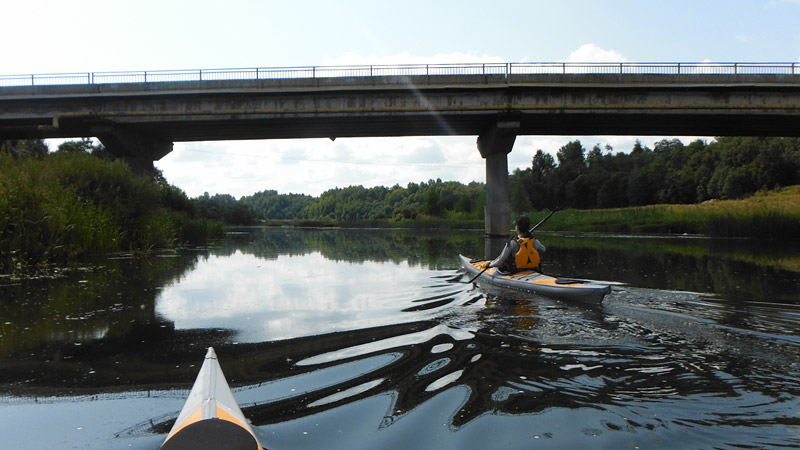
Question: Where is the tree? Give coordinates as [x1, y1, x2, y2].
[58, 138, 97, 153]
[510, 170, 533, 214]
[524, 150, 558, 210]
[554, 140, 587, 207]
[597, 172, 629, 208]
[556, 140, 586, 179]
[0, 139, 48, 158]
[419, 189, 442, 217]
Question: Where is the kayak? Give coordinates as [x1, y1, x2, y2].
[459, 254, 612, 305]
[161, 347, 263, 450]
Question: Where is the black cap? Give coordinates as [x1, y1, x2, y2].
[514, 215, 531, 231]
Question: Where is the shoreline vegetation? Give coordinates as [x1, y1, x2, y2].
[0, 149, 224, 270]
[542, 185, 800, 238]
[1, 136, 799, 270]
[261, 185, 800, 239]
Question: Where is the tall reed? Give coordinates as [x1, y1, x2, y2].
[0, 152, 224, 269]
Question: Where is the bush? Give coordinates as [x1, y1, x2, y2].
[0, 151, 224, 268]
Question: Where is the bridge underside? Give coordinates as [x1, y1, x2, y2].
[9, 112, 795, 142]
[2, 74, 799, 242]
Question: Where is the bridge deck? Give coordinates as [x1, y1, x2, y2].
[2, 67, 800, 143]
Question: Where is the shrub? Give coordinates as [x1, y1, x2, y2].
[0, 151, 224, 268]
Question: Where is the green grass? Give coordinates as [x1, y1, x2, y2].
[534, 186, 800, 239]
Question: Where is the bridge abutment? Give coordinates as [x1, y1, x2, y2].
[478, 119, 519, 257]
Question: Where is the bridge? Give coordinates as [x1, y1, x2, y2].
[2, 62, 799, 238]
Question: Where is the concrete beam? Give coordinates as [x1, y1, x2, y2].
[92, 123, 173, 161]
[4, 76, 800, 141]
[478, 120, 519, 243]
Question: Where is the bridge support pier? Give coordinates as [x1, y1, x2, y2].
[92, 123, 173, 175]
[478, 119, 519, 258]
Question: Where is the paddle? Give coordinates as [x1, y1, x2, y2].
[467, 208, 558, 283]
[528, 208, 558, 234]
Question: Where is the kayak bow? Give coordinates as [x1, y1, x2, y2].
[161, 347, 263, 450]
[460, 254, 611, 305]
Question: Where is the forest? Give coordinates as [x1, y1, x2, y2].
[2, 135, 799, 268]
[239, 180, 486, 224]
[241, 137, 800, 222]
[514, 136, 800, 211]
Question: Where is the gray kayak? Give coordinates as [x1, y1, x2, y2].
[460, 254, 611, 305]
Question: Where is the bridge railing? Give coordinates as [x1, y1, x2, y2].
[1, 62, 797, 87]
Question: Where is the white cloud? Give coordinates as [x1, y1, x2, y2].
[564, 44, 627, 62]
[157, 135, 486, 198]
[737, 34, 752, 44]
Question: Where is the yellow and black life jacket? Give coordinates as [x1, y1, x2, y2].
[513, 237, 540, 270]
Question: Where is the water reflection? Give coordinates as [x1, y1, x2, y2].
[219, 228, 483, 268]
[0, 253, 199, 356]
[542, 233, 800, 303]
[134, 289, 799, 447]
[1, 229, 799, 449]
[156, 251, 458, 342]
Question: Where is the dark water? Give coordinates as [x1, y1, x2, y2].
[1, 229, 799, 449]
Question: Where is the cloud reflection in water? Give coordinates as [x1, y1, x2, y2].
[155, 250, 447, 342]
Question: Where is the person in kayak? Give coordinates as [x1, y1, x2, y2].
[488, 215, 546, 273]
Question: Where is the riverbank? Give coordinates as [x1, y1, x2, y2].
[542, 185, 800, 238]
[264, 186, 800, 239]
[3, 148, 796, 271]
[261, 217, 484, 230]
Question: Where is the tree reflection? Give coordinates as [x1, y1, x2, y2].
[1, 227, 797, 442]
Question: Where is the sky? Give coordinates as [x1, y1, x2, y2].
[5, 0, 800, 198]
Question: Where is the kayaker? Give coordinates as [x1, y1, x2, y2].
[488, 215, 546, 273]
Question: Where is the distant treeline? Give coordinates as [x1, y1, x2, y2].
[514, 137, 800, 211]
[0, 139, 225, 268]
[239, 180, 486, 223]
[237, 137, 800, 222]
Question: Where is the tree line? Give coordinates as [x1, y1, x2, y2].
[513, 137, 800, 211]
[239, 137, 799, 222]
[240, 180, 486, 223]
[4, 136, 798, 232]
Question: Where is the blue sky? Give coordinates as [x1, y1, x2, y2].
[6, 0, 800, 197]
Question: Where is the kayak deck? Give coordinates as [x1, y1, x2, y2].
[161, 347, 263, 450]
[459, 254, 611, 305]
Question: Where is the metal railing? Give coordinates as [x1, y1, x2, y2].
[0, 62, 798, 87]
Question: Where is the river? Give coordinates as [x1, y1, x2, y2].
[0, 228, 798, 449]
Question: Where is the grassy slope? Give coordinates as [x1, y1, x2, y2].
[539, 186, 800, 238]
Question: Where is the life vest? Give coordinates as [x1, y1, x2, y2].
[513, 237, 540, 270]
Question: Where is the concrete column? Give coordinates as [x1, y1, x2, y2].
[477, 119, 519, 250]
[478, 119, 519, 259]
[483, 151, 511, 235]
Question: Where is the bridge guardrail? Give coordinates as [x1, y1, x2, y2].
[0, 62, 797, 87]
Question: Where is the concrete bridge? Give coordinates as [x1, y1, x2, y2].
[2, 62, 800, 238]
